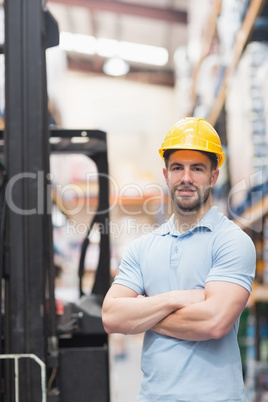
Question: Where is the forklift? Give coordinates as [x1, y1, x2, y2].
[0, 1, 111, 401]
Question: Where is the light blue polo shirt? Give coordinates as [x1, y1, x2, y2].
[114, 206, 256, 402]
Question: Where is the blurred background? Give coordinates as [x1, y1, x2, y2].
[2, 0, 268, 401]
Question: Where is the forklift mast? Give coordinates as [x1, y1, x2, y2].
[1, 1, 111, 401]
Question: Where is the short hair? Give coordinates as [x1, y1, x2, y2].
[163, 149, 218, 170]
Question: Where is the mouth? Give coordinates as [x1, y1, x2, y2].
[176, 187, 196, 196]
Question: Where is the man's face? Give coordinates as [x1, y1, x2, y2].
[163, 150, 219, 215]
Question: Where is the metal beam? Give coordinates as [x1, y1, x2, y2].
[4, 0, 51, 400]
[48, 0, 187, 24]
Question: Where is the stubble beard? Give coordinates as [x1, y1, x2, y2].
[171, 185, 211, 216]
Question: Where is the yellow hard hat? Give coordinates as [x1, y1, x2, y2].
[159, 117, 225, 168]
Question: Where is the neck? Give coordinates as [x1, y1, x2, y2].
[173, 200, 212, 233]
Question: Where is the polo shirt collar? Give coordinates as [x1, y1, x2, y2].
[154, 206, 220, 236]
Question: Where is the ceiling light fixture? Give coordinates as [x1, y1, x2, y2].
[103, 56, 130, 76]
[59, 32, 169, 67]
[60, 32, 96, 54]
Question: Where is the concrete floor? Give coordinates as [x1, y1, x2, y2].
[109, 334, 143, 402]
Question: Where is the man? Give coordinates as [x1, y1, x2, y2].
[102, 117, 256, 401]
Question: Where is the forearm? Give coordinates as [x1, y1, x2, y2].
[102, 287, 204, 335]
[152, 282, 249, 341]
[152, 300, 217, 341]
[103, 293, 175, 335]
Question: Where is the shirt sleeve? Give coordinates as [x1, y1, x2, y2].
[205, 228, 256, 293]
[113, 236, 145, 295]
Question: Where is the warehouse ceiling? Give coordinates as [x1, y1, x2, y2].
[46, 0, 189, 86]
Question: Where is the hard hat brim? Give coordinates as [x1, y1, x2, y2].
[159, 146, 225, 168]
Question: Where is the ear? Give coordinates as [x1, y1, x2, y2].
[163, 167, 168, 185]
[211, 168, 219, 187]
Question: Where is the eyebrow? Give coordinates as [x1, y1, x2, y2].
[169, 162, 208, 169]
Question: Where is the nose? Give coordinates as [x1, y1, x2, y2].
[181, 168, 193, 184]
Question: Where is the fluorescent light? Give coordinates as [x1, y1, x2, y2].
[119, 41, 168, 66]
[97, 38, 120, 58]
[60, 32, 96, 55]
[59, 32, 168, 67]
[75, 34, 96, 55]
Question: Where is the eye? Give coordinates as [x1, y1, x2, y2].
[192, 166, 204, 172]
[171, 166, 183, 171]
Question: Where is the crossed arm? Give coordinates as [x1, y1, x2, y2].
[102, 281, 249, 341]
